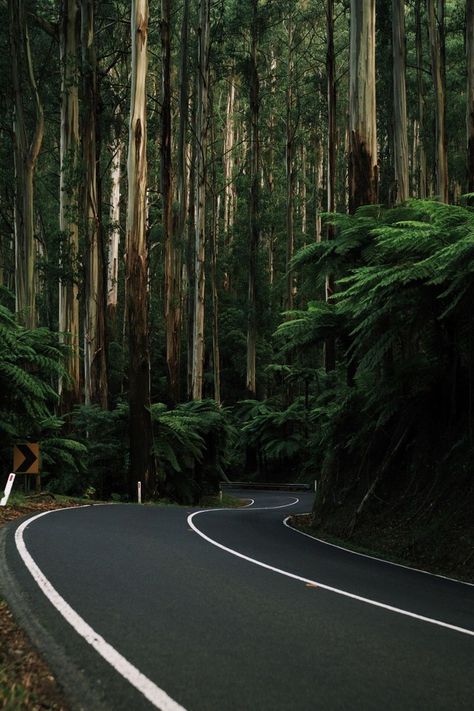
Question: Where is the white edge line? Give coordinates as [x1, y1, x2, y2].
[187, 505, 474, 638]
[283, 515, 474, 588]
[14, 507, 187, 711]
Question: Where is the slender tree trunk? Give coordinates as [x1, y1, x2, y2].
[300, 144, 307, 241]
[161, 0, 180, 403]
[210, 103, 221, 404]
[177, 0, 189, 248]
[285, 15, 297, 311]
[107, 130, 122, 327]
[467, 0, 474, 191]
[325, 0, 336, 372]
[187, 95, 196, 400]
[192, 0, 210, 400]
[415, 0, 428, 197]
[126, 0, 154, 497]
[246, 0, 260, 398]
[427, 0, 448, 202]
[9, 0, 44, 330]
[223, 76, 236, 240]
[81, 0, 108, 407]
[349, 0, 378, 211]
[59, 0, 81, 409]
[392, 0, 409, 203]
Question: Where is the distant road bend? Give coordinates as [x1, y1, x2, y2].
[1, 489, 473, 710]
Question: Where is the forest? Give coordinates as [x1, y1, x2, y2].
[1, 0, 473, 565]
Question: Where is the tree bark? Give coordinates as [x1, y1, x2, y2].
[107, 127, 122, 328]
[126, 0, 154, 497]
[325, 0, 336, 372]
[223, 76, 236, 240]
[467, 0, 474, 191]
[246, 0, 260, 398]
[59, 0, 81, 409]
[81, 0, 108, 408]
[349, 0, 378, 212]
[161, 0, 181, 404]
[427, 0, 448, 202]
[192, 0, 210, 400]
[415, 0, 428, 198]
[285, 15, 296, 312]
[392, 0, 409, 203]
[9, 0, 44, 330]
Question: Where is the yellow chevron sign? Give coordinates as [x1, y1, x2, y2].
[13, 443, 40, 474]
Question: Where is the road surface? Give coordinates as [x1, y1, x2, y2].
[1, 490, 473, 710]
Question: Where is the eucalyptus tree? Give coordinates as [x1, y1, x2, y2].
[325, 0, 336, 371]
[81, 0, 108, 407]
[59, 0, 81, 409]
[392, 0, 409, 203]
[192, 0, 210, 400]
[126, 0, 154, 495]
[161, 0, 181, 404]
[467, 0, 474, 191]
[427, 0, 448, 201]
[246, 0, 260, 398]
[8, 0, 44, 329]
[348, 0, 377, 211]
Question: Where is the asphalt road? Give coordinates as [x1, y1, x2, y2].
[1, 490, 473, 711]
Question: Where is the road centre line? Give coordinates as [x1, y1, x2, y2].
[283, 515, 474, 588]
[15, 508, 187, 711]
[187, 502, 474, 638]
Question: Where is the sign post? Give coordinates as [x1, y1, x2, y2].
[0, 473, 16, 507]
[13, 444, 40, 493]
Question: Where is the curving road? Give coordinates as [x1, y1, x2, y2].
[1, 490, 473, 710]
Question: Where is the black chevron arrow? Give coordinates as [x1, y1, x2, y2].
[16, 444, 38, 473]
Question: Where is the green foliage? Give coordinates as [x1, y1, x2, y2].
[151, 399, 236, 504]
[270, 200, 474, 516]
[0, 291, 87, 484]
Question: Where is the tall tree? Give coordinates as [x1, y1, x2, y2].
[126, 0, 154, 496]
[106, 119, 123, 327]
[285, 10, 296, 311]
[59, 0, 81, 409]
[427, 0, 448, 201]
[467, 0, 474, 191]
[192, 0, 210, 400]
[415, 0, 428, 198]
[246, 0, 260, 397]
[348, 0, 377, 211]
[392, 0, 409, 203]
[81, 0, 108, 407]
[9, 0, 44, 329]
[325, 0, 336, 372]
[161, 0, 181, 403]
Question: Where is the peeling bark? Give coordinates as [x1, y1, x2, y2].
[392, 0, 409, 203]
[126, 0, 154, 496]
[349, 0, 377, 212]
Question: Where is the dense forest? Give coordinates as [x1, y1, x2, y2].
[1, 0, 473, 560]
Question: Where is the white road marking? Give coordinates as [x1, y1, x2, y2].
[283, 515, 474, 588]
[15, 508, 187, 711]
[187, 501, 474, 638]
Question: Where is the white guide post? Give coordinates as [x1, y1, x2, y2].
[137, 481, 142, 504]
[1, 473, 16, 507]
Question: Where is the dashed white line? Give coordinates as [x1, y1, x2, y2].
[15, 508, 187, 711]
[187, 501, 474, 638]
